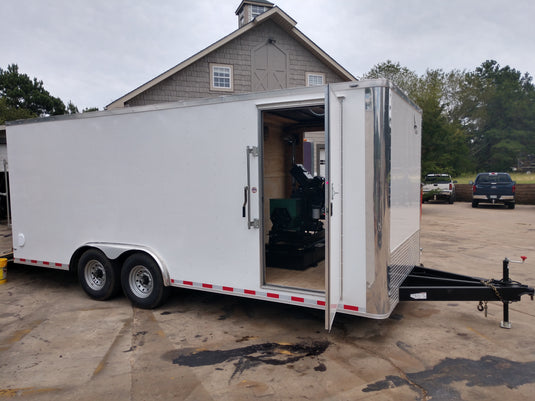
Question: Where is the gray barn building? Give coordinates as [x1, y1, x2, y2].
[107, 1, 356, 109]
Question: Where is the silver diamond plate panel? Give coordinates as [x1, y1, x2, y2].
[388, 230, 420, 305]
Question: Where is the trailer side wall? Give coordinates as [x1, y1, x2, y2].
[8, 100, 262, 290]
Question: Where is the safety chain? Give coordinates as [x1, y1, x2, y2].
[478, 279, 509, 318]
[480, 279, 508, 304]
[477, 300, 488, 317]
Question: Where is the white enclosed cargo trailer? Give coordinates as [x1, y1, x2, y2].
[6, 80, 423, 330]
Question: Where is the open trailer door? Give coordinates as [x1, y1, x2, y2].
[325, 85, 343, 331]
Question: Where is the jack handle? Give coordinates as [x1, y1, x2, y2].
[502, 256, 526, 283]
[505, 256, 527, 264]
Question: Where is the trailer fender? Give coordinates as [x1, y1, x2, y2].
[76, 242, 171, 286]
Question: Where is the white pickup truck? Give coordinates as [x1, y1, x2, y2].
[422, 173, 456, 204]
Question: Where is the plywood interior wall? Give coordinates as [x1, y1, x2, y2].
[262, 114, 304, 241]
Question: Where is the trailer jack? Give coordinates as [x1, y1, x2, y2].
[399, 257, 534, 329]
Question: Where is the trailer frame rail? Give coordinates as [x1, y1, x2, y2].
[399, 259, 534, 328]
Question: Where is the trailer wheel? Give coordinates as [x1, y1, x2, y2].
[121, 253, 168, 309]
[78, 249, 120, 301]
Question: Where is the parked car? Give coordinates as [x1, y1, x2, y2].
[422, 174, 456, 204]
[471, 172, 515, 209]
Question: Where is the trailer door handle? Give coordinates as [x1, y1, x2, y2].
[245, 146, 259, 229]
[242, 186, 248, 218]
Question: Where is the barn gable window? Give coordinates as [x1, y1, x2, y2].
[210, 64, 233, 91]
[306, 72, 325, 87]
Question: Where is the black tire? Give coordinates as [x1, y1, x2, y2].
[78, 249, 121, 301]
[508, 203, 515, 209]
[121, 253, 169, 309]
[448, 196, 454, 204]
[472, 201, 478, 208]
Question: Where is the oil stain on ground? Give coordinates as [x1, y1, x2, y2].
[363, 355, 535, 400]
[171, 341, 329, 380]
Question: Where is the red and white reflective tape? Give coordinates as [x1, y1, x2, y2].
[11, 260, 362, 313]
[15, 258, 69, 270]
[171, 278, 360, 312]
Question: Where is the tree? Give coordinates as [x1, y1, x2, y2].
[363, 60, 419, 97]
[364, 62, 473, 176]
[0, 97, 35, 123]
[416, 70, 473, 176]
[67, 101, 79, 114]
[453, 60, 535, 171]
[0, 64, 67, 124]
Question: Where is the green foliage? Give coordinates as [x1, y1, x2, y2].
[364, 62, 473, 176]
[0, 64, 69, 124]
[0, 97, 35, 124]
[453, 60, 535, 171]
[364, 59, 535, 176]
[364, 60, 419, 97]
[66, 101, 79, 114]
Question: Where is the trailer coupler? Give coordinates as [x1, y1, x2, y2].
[399, 257, 534, 329]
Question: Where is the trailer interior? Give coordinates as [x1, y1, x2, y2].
[261, 104, 326, 292]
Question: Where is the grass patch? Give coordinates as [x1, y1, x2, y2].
[454, 172, 535, 184]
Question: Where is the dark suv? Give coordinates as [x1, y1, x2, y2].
[471, 172, 516, 209]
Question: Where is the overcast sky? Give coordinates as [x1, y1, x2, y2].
[2, 0, 533, 110]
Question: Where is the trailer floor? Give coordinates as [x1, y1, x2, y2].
[266, 261, 325, 291]
[1, 203, 535, 400]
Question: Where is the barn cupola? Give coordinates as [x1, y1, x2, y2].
[236, 0, 274, 27]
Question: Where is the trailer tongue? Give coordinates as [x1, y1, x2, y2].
[400, 257, 534, 328]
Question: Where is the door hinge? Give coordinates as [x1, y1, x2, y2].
[249, 218, 260, 229]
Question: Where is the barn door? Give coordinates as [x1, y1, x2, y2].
[252, 42, 288, 91]
[325, 85, 343, 331]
